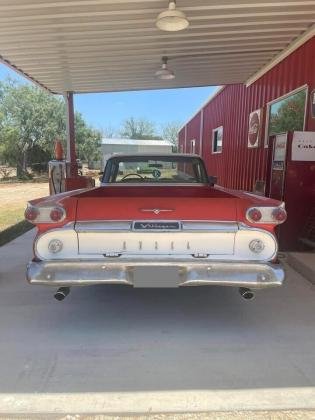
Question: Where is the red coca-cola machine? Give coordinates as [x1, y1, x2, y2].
[266, 131, 315, 250]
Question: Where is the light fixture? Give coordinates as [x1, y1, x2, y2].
[155, 56, 175, 80]
[156, 1, 189, 32]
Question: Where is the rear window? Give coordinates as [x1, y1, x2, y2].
[103, 156, 208, 184]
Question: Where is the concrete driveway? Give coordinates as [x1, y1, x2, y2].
[0, 230, 315, 415]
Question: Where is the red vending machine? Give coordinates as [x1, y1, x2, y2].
[266, 131, 315, 250]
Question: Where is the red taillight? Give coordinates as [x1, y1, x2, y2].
[25, 205, 65, 224]
[247, 208, 262, 222]
[50, 207, 64, 222]
[246, 205, 287, 224]
[272, 207, 287, 223]
[25, 206, 39, 221]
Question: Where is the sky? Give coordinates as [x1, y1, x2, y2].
[0, 63, 217, 134]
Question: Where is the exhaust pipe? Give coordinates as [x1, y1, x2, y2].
[239, 287, 254, 300]
[54, 287, 70, 301]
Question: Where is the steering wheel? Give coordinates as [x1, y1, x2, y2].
[121, 173, 145, 181]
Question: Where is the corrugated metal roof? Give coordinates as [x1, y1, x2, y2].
[0, 1, 315, 93]
[102, 138, 173, 146]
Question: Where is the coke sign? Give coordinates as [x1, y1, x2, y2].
[248, 109, 261, 148]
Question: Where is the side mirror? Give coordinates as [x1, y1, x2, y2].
[208, 175, 218, 186]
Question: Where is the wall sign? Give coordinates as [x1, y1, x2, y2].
[248, 109, 261, 148]
[311, 89, 315, 119]
[273, 133, 287, 170]
[292, 131, 315, 161]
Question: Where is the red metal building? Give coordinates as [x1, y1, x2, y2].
[179, 36, 315, 192]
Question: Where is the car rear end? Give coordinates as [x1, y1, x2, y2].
[25, 185, 286, 295]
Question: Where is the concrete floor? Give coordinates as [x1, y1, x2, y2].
[0, 230, 315, 415]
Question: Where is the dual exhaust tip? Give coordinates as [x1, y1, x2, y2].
[239, 287, 255, 300]
[54, 287, 70, 301]
[54, 286, 254, 301]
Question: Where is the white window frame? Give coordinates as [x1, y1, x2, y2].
[264, 84, 309, 148]
[212, 126, 223, 154]
[190, 139, 196, 154]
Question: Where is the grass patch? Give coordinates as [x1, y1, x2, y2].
[0, 220, 33, 247]
[0, 207, 25, 231]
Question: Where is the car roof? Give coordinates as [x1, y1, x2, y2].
[107, 153, 201, 159]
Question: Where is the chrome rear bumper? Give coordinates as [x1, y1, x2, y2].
[27, 258, 285, 288]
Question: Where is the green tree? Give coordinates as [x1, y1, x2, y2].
[75, 113, 102, 167]
[0, 79, 65, 177]
[269, 90, 306, 136]
[120, 117, 161, 140]
[0, 79, 101, 177]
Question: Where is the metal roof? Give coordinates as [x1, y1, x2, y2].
[102, 138, 172, 146]
[0, 0, 315, 94]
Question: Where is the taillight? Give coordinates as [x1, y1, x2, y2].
[247, 208, 262, 222]
[50, 207, 64, 222]
[246, 205, 287, 225]
[24, 205, 66, 224]
[271, 207, 287, 223]
[25, 206, 39, 222]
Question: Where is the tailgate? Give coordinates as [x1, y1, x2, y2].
[76, 196, 238, 221]
[75, 191, 238, 256]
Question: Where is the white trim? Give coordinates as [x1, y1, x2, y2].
[264, 84, 308, 147]
[246, 24, 315, 87]
[178, 86, 225, 132]
[190, 139, 196, 154]
[212, 126, 223, 154]
[184, 125, 188, 153]
[199, 108, 204, 157]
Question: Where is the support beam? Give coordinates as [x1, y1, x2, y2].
[64, 91, 78, 177]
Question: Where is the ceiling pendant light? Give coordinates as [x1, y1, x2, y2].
[155, 56, 175, 80]
[156, 1, 189, 32]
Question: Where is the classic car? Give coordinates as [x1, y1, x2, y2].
[25, 153, 286, 301]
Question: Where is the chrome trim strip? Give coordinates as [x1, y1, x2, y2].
[182, 222, 238, 232]
[27, 259, 285, 288]
[75, 221, 239, 233]
[75, 221, 132, 232]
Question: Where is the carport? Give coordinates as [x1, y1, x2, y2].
[1, 0, 315, 173]
[1, 0, 315, 416]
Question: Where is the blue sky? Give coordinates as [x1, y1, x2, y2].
[0, 63, 217, 133]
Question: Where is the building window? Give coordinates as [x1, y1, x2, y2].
[212, 126, 223, 154]
[179, 144, 184, 153]
[265, 86, 307, 146]
[190, 139, 196, 154]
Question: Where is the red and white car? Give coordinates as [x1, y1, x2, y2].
[25, 154, 286, 301]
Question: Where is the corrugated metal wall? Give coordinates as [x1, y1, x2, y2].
[186, 113, 202, 155]
[179, 36, 315, 191]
